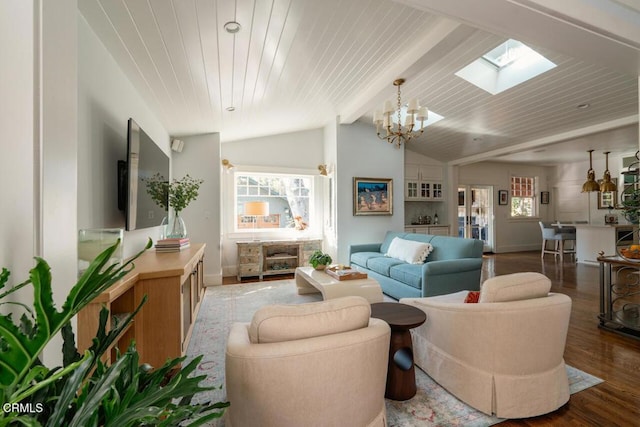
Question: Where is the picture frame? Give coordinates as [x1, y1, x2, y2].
[540, 191, 550, 205]
[597, 177, 618, 209]
[498, 190, 508, 205]
[353, 177, 393, 216]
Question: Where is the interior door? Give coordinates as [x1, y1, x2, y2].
[457, 185, 494, 252]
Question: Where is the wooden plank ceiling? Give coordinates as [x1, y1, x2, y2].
[79, 0, 639, 164]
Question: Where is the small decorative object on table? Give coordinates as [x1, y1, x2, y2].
[78, 228, 124, 277]
[309, 250, 332, 270]
[144, 173, 204, 239]
[325, 265, 368, 281]
[155, 237, 191, 252]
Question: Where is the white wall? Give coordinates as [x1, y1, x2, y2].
[335, 121, 404, 263]
[0, 1, 36, 310]
[220, 128, 325, 276]
[458, 161, 553, 253]
[77, 14, 170, 259]
[172, 133, 222, 284]
[323, 118, 339, 261]
[0, 0, 79, 366]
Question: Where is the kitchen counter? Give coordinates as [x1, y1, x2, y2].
[573, 224, 636, 265]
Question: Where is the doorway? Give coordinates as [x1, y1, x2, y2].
[458, 185, 494, 252]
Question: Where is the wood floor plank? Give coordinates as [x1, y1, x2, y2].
[485, 252, 640, 426]
[224, 251, 640, 425]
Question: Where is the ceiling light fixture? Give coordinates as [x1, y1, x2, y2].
[373, 79, 428, 148]
[224, 20, 241, 114]
[600, 151, 617, 192]
[224, 21, 241, 34]
[581, 150, 600, 192]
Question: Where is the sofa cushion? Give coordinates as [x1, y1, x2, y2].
[424, 235, 482, 261]
[367, 256, 406, 276]
[386, 237, 433, 264]
[351, 251, 385, 268]
[249, 296, 371, 344]
[480, 272, 551, 303]
[389, 264, 423, 289]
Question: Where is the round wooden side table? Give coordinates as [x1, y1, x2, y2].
[370, 302, 426, 400]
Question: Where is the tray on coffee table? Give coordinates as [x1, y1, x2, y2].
[325, 266, 368, 281]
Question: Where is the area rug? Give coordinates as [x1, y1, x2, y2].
[185, 280, 603, 426]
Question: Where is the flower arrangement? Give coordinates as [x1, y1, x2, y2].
[144, 173, 204, 215]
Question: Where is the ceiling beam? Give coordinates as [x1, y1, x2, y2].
[449, 115, 639, 166]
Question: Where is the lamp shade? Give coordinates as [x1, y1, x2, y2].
[245, 201, 269, 216]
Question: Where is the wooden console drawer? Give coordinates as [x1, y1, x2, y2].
[239, 264, 261, 275]
[239, 245, 262, 256]
[240, 255, 260, 264]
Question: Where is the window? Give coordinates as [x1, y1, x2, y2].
[510, 176, 537, 217]
[235, 172, 313, 231]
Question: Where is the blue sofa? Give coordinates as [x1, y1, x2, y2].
[349, 231, 484, 300]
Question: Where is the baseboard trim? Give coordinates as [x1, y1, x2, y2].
[494, 244, 540, 253]
[205, 274, 222, 286]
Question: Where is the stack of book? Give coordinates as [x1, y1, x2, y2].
[155, 237, 190, 252]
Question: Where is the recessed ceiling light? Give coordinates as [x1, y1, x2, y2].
[224, 21, 241, 34]
[226, 106, 235, 112]
[577, 103, 590, 109]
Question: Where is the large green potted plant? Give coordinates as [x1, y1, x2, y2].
[0, 239, 228, 426]
[144, 174, 204, 239]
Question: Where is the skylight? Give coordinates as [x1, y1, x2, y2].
[456, 39, 556, 95]
[482, 40, 530, 69]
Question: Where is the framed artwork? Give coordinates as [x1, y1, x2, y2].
[540, 191, 550, 204]
[498, 190, 508, 205]
[353, 177, 393, 216]
[597, 178, 618, 209]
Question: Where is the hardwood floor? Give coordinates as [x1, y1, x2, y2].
[223, 252, 640, 425]
[483, 251, 640, 426]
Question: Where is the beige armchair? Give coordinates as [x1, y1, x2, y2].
[225, 296, 391, 427]
[401, 272, 572, 419]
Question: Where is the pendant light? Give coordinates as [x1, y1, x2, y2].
[582, 150, 600, 192]
[600, 151, 617, 192]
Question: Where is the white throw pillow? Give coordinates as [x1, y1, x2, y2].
[385, 237, 433, 264]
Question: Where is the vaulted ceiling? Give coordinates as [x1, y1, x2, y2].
[79, 0, 640, 165]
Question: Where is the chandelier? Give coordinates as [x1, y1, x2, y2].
[373, 79, 428, 148]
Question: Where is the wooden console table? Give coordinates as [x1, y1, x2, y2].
[237, 239, 321, 281]
[78, 243, 206, 368]
[597, 255, 640, 340]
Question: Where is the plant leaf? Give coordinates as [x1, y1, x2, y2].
[0, 239, 151, 392]
[45, 352, 93, 427]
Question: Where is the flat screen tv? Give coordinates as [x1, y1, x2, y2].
[122, 118, 170, 231]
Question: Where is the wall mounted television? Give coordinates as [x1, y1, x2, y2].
[119, 118, 170, 231]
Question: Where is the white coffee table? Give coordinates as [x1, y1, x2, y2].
[295, 266, 384, 303]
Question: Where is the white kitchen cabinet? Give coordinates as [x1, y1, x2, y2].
[405, 163, 444, 201]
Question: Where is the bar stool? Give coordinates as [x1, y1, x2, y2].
[539, 222, 576, 262]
